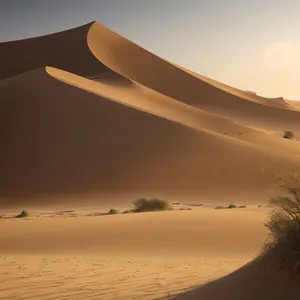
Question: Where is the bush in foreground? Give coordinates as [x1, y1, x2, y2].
[107, 208, 120, 215]
[132, 197, 172, 212]
[263, 169, 300, 272]
[122, 210, 132, 214]
[283, 129, 294, 139]
[15, 210, 29, 218]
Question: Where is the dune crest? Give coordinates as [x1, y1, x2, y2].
[0, 21, 300, 205]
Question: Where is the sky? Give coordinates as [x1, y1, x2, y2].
[1, 0, 300, 99]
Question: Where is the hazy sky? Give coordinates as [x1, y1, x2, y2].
[1, 0, 300, 99]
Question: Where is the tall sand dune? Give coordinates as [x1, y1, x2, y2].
[1, 66, 300, 205]
[1, 22, 300, 205]
[2, 22, 300, 135]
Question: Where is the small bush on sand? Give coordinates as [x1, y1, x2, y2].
[132, 197, 172, 213]
[283, 129, 294, 139]
[107, 208, 119, 215]
[215, 203, 237, 209]
[122, 210, 131, 214]
[15, 210, 29, 218]
[179, 208, 193, 211]
[263, 169, 300, 272]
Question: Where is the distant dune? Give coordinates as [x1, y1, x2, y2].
[1, 21, 300, 206]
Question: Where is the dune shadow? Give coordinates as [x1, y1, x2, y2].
[162, 256, 300, 300]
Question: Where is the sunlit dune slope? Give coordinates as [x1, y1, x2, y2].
[87, 22, 300, 133]
[2, 21, 300, 135]
[1, 67, 300, 204]
[49, 67, 300, 156]
[1, 21, 300, 205]
[175, 64, 294, 110]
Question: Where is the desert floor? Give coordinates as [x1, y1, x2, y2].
[0, 208, 268, 300]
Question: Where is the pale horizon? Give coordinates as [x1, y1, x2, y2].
[1, 0, 300, 99]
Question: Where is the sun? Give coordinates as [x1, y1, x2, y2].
[263, 41, 296, 68]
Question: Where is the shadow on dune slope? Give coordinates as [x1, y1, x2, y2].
[164, 256, 300, 300]
[0, 22, 117, 80]
[1, 67, 300, 203]
[2, 21, 300, 134]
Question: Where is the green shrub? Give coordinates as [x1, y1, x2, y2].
[132, 197, 172, 212]
[215, 203, 237, 209]
[107, 208, 119, 215]
[228, 203, 237, 209]
[263, 169, 300, 271]
[15, 210, 29, 218]
[215, 206, 225, 209]
[283, 129, 294, 139]
[122, 210, 131, 214]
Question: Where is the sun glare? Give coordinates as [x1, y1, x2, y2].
[263, 41, 296, 69]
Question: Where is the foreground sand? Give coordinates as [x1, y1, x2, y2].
[0, 209, 267, 299]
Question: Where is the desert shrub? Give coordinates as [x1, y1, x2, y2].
[107, 208, 119, 215]
[263, 169, 300, 270]
[15, 209, 29, 218]
[132, 197, 172, 212]
[215, 203, 237, 209]
[122, 210, 131, 214]
[283, 129, 294, 139]
[238, 205, 247, 209]
[215, 206, 225, 209]
[179, 208, 193, 211]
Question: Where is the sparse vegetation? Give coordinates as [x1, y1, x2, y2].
[215, 203, 237, 210]
[107, 208, 120, 215]
[263, 169, 300, 272]
[283, 129, 294, 139]
[215, 206, 225, 210]
[15, 209, 29, 218]
[179, 208, 193, 211]
[122, 210, 132, 214]
[132, 197, 172, 212]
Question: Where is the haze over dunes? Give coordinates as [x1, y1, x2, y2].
[1, 21, 300, 205]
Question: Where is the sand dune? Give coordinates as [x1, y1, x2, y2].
[87, 22, 300, 134]
[1, 22, 300, 205]
[1, 20, 300, 300]
[0, 22, 113, 80]
[1, 66, 300, 205]
[2, 21, 300, 135]
[167, 255, 300, 300]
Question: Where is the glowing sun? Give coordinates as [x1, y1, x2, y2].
[264, 41, 296, 68]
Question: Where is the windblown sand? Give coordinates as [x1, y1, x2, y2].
[0, 209, 267, 299]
